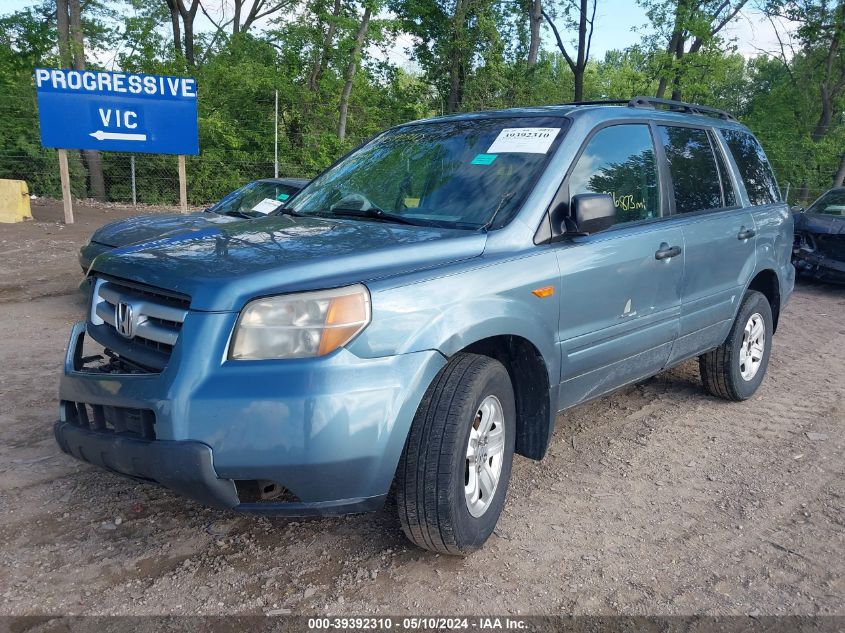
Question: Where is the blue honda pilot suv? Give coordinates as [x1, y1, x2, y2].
[55, 97, 794, 554]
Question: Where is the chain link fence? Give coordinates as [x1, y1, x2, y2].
[0, 86, 339, 209]
[0, 148, 311, 209]
[0, 88, 838, 209]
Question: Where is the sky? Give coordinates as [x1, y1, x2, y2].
[0, 0, 798, 68]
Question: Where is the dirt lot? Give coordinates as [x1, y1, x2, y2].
[0, 199, 843, 616]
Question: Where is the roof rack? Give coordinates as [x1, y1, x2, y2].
[627, 96, 737, 121]
[558, 99, 631, 107]
[558, 96, 737, 122]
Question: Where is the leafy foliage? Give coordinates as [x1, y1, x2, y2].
[0, 0, 842, 205]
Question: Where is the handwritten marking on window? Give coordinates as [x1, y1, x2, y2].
[607, 192, 646, 212]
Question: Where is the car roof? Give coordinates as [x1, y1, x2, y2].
[402, 97, 750, 133]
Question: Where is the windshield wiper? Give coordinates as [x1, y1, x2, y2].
[328, 206, 422, 226]
[271, 206, 305, 218]
[220, 210, 255, 219]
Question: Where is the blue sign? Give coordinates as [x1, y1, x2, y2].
[35, 68, 199, 155]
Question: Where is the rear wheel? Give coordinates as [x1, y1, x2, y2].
[396, 353, 515, 555]
[699, 290, 773, 401]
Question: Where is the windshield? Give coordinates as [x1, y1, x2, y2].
[210, 181, 302, 217]
[287, 116, 568, 229]
[807, 190, 845, 217]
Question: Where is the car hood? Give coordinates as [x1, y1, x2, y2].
[795, 212, 845, 235]
[91, 214, 487, 311]
[91, 212, 242, 247]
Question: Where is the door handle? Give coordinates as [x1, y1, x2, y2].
[737, 227, 756, 240]
[655, 245, 682, 260]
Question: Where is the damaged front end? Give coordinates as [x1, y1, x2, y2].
[793, 231, 845, 283]
[793, 210, 845, 284]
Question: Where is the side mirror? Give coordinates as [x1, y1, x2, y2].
[790, 205, 805, 214]
[569, 193, 617, 235]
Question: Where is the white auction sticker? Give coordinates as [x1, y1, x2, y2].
[487, 127, 561, 154]
[251, 198, 281, 215]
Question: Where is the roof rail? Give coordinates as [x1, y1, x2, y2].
[558, 99, 630, 106]
[627, 96, 737, 121]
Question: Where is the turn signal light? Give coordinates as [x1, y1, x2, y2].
[531, 286, 555, 298]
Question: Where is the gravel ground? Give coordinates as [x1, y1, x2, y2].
[0, 199, 843, 616]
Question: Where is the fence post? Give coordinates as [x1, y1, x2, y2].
[178, 154, 187, 214]
[58, 149, 74, 224]
[274, 89, 279, 179]
[130, 155, 137, 206]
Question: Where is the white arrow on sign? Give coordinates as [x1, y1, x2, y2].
[89, 130, 148, 142]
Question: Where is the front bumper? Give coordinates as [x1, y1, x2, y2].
[56, 320, 446, 515]
[793, 246, 845, 284]
[54, 419, 239, 509]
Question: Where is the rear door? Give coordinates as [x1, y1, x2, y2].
[656, 125, 757, 365]
[554, 123, 685, 410]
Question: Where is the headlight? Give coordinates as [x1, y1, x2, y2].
[229, 284, 371, 360]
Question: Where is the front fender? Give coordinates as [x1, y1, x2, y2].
[347, 251, 561, 383]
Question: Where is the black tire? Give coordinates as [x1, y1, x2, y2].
[699, 290, 773, 401]
[396, 353, 516, 555]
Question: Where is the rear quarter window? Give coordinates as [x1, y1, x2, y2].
[721, 130, 781, 206]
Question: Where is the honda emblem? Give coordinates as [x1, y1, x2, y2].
[115, 301, 136, 339]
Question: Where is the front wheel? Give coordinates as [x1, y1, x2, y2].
[699, 290, 773, 401]
[396, 353, 516, 555]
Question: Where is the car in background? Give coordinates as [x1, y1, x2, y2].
[793, 187, 845, 284]
[79, 178, 309, 272]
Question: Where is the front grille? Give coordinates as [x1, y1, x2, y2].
[88, 276, 190, 372]
[62, 400, 157, 440]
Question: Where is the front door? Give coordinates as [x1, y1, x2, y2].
[554, 123, 684, 410]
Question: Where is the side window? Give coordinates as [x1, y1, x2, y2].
[722, 130, 781, 205]
[568, 124, 660, 223]
[710, 132, 737, 207]
[658, 126, 723, 213]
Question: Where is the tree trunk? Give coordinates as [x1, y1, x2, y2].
[798, 180, 809, 204]
[573, 0, 587, 101]
[573, 71, 584, 102]
[183, 18, 195, 65]
[834, 154, 845, 187]
[542, 1, 593, 102]
[309, 0, 342, 91]
[69, 0, 106, 200]
[446, 0, 469, 113]
[56, 0, 71, 67]
[68, 0, 85, 70]
[446, 48, 463, 112]
[164, 0, 183, 57]
[669, 41, 684, 100]
[527, 0, 542, 67]
[811, 86, 834, 142]
[656, 0, 686, 99]
[338, 6, 372, 141]
[173, 0, 199, 67]
[233, 0, 243, 34]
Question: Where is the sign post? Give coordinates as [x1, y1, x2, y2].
[57, 149, 73, 224]
[130, 155, 136, 206]
[34, 68, 199, 222]
[178, 155, 187, 214]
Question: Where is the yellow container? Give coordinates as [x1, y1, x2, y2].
[0, 179, 33, 223]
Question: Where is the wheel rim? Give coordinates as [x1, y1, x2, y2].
[465, 395, 506, 518]
[739, 312, 766, 381]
